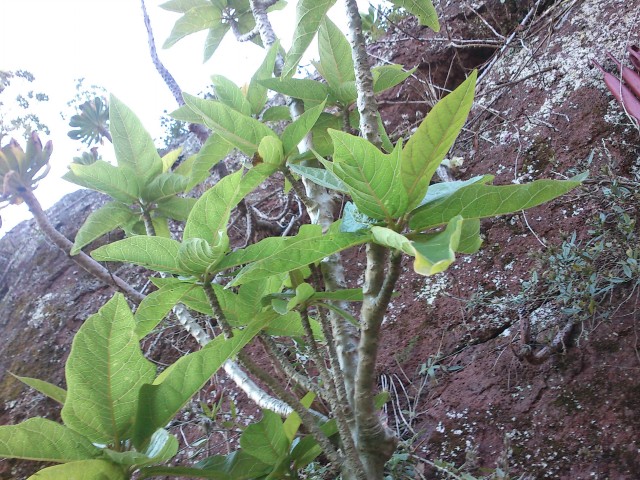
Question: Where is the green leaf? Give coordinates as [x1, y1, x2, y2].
[28, 459, 126, 480]
[419, 175, 491, 206]
[372, 65, 417, 93]
[457, 218, 482, 254]
[258, 136, 285, 166]
[140, 450, 270, 479]
[182, 134, 234, 191]
[388, 0, 439, 31]
[162, 148, 183, 172]
[163, 5, 222, 49]
[260, 78, 328, 108]
[0, 418, 100, 462]
[183, 93, 277, 155]
[151, 216, 171, 238]
[178, 235, 229, 275]
[203, 24, 230, 62]
[409, 173, 587, 231]
[61, 294, 156, 444]
[102, 429, 178, 467]
[110, 95, 163, 182]
[402, 71, 477, 210]
[11, 375, 67, 405]
[211, 74, 252, 115]
[327, 130, 408, 219]
[282, 0, 337, 78]
[71, 202, 134, 255]
[132, 318, 267, 448]
[290, 418, 338, 469]
[142, 172, 190, 203]
[184, 170, 243, 243]
[261, 105, 292, 122]
[64, 161, 139, 204]
[340, 201, 378, 233]
[247, 41, 280, 115]
[220, 224, 371, 286]
[371, 226, 416, 256]
[318, 17, 354, 88]
[281, 100, 326, 158]
[283, 392, 315, 442]
[134, 283, 196, 339]
[286, 282, 315, 311]
[160, 0, 210, 14]
[287, 163, 348, 193]
[156, 196, 197, 222]
[240, 410, 289, 465]
[329, 81, 357, 106]
[412, 215, 463, 275]
[91, 236, 183, 275]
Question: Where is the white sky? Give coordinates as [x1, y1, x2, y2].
[0, 0, 371, 235]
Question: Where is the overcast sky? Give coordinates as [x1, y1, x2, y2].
[1, 0, 371, 235]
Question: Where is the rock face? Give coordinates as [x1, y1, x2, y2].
[1, 0, 639, 478]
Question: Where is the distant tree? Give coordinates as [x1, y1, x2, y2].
[0, 70, 50, 144]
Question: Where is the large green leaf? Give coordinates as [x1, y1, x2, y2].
[203, 24, 230, 62]
[211, 74, 252, 115]
[103, 429, 178, 467]
[156, 196, 197, 222]
[317, 17, 354, 89]
[259, 78, 328, 108]
[61, 294, 156, 444]
[388, 0, 439, 31]
[109, 95, 163, 182]
[0, 418, 100, 462]
[184, 170, 243, 242]
[183, 93, 277, 155]
[71, 202, 134, 255]
[91, 236, 184, 275]
[402, 71, 477, 210]
[240, 410, 289, 465]
[28, 460, 126, 480]
[327, 130, 408, 219]
[246, 42, 280, 115]
[282, 0, 337, 78]
[134, 283, 196, 339]
[219, 224, 370, 286]
[409, 174, 587, 231]
[163, 4, 222, 49]
[160, 0, 210, 14]
[281, 101, 326, 158]
[11, 375, 67, 405]
[64, 161, 139, 204]
[132, 318, 267, 448]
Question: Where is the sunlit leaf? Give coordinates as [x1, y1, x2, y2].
[91, 236, 183, 275]
[71, 202, 134, 255]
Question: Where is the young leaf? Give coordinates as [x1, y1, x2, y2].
[27, 459, 127, 479]
[64, 161, 139, 204]
[109, 95, 163, 182]
[184, 170, 243, 243]
[61, 295, 155, 445]
[327, 130, 409, 219]
[71, 202, 134, 255]
[134, 283, 196, 339]
[220, 224, 371, 286]
[318, 17, 354, 88]
[91, 236, 183, 275]
[161, 147, 183, 172]
[260, 78, 329, 108]
[177, 235, 229, 275]
[246, 41, 280, 115]
[287, 163, 348, 193]
[409, 173, 587, 231]
[102, 429, 178, 467]
[402, 70, 477, 210]
[240, 410, 289, 466]
[281, 100, 326, 158]
[388, 0, 439, 31]
[211, 74, 252, 116]
[132, 318, 268, 448]
[0, 418, 100, 462]
[411, 215, 463, 275]
[258, 136, 285, 166]
[183, 93, 277, 155]
[282, 0, 338, 78]
[11, 374, 67, 405]
[372, 65, 417, 93]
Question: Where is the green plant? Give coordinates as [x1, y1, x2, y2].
[0, 0, 587, 478]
